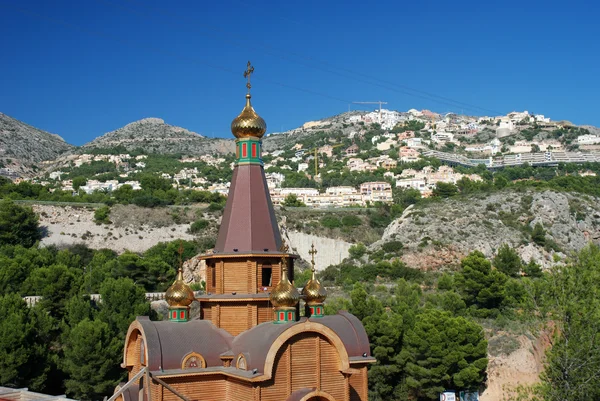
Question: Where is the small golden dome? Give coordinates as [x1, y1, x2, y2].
[231, 94, 267, 138]
[302, 269, 327, 305]
[270, 266, 300, 308]
[165, 269, 195, 307]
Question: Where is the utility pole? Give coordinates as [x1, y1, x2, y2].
[352, 101, 388, 124]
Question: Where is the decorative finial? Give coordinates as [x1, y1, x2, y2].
[243, 61, 254, 94]
[279, 238, 289, 271]
[309, 244, 317, 271]
[177, 241, 184, 270]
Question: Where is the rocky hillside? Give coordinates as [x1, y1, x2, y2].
[0, 112, 74, 175]
[374, 189, 600, 270]
[262, 111, 366, 152]
[81, 118, 234, 155]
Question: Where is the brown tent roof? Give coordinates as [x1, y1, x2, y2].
[136, 318, 233, 370]
[215, 164, 282, 253]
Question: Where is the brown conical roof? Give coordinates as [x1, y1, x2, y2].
[214, 164, 281, 253]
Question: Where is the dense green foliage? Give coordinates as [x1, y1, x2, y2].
[0, 235, 209, 399]
[0, 200, 41, 247]
[538, 245, 600, 401]
[0, 176, 226, 208]
[282, 194, 306, 207]
[493, 244, 522, 277]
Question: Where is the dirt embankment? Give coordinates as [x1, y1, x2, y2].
[34, 204, 213, 253]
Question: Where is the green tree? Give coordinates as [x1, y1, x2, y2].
[112, 184, 135, 204]
[540, 245, 600, 401]
[401, 309, 488, 400]
[0, 199, 41, 247]
[523, 259, 543, 278]
[455, 251, 508, 317]
[282, 194, 306, 207]
[432, 182, 458, 198]
[72, 176, 87, 191]
[0, 293, 35, 388]
[348, 243, 367, 259]
[22, 264, 80, 319]
[493, 244, 522, 277]
[531, 222, 546, 246]
[98, 277, 152, 337]
[63, 319, 122, 401]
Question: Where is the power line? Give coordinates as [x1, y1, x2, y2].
[108, 0, 503, 115]
[0, 2, 354, 106]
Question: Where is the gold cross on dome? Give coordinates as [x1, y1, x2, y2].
[309, 244, 317, 270]
[177, 241, 184, 269]
[243, 61, 254, 93]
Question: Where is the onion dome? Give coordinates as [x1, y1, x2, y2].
[302, 268, 327, 305]
[270, 267, 300, 308]
[231, 94, 267, 138]
[165, 268, 195, 307]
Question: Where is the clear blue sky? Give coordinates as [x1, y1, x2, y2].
[0, 0, 598, 145]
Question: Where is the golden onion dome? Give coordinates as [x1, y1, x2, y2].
[302, 269, 327, 305]
[270, 267, 300, 308]
[231, 94, 267, 138]
[165, 269, 195, 307]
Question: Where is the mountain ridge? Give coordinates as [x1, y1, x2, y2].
[0, 112, 74, 176]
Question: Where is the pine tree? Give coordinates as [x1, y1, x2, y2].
[63, 319, 123, 401]
[531, 222, 546, 246]
[541, 245, 600, 401]
[401, 309, 488, 400]
[0, 199, 41, 247]
[493, 244, 522, 277]
[455, 251, 508, 317]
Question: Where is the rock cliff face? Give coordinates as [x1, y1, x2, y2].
[0, 112, 74, 174]
[374, 190, 600, 269]
[81, 118, 234, 155]
[285, 230, 352, 271]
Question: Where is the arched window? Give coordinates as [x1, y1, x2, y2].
[236, 354, 247, 370]
[140, 339, 145, 365]
[181, 352, 206, 369]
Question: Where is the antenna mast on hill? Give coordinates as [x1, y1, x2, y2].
[352, 101, 388, 124]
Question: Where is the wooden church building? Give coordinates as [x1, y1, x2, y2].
[112, 64, 374, 401]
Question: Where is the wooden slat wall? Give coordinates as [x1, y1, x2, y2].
[257, 304, 272, 324]
[290, 334, 318, 391]
[349, 366, 368, 401]
[220, 304, 249, 336]
[319, 337, 346, 400]
[247, 260, 256, 293]
[260, 347, 290, 401]
[162, 376, 225, 401]
[223, 262, 248, 293]
[202, 305, 212, 321]
[225, 378, 253, 401]
[216, 261, 224, 294]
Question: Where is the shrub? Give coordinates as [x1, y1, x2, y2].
[341, 215, 362, 227]
[382, 240, 403, 254]
[348, 243, 367, 259]
[208, 202, 225, 212]
[189, 219, 209, 233]
[321, 216, 342, 229]
[94, 206, 111, 224]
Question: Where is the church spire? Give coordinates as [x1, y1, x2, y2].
[302, 244, 327, 318]
[214, 62, 281, 254]
[165, 243, 194, 322]
[270, 240, 299, 323]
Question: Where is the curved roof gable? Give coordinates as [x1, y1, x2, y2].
[127, 317, 233, 370]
